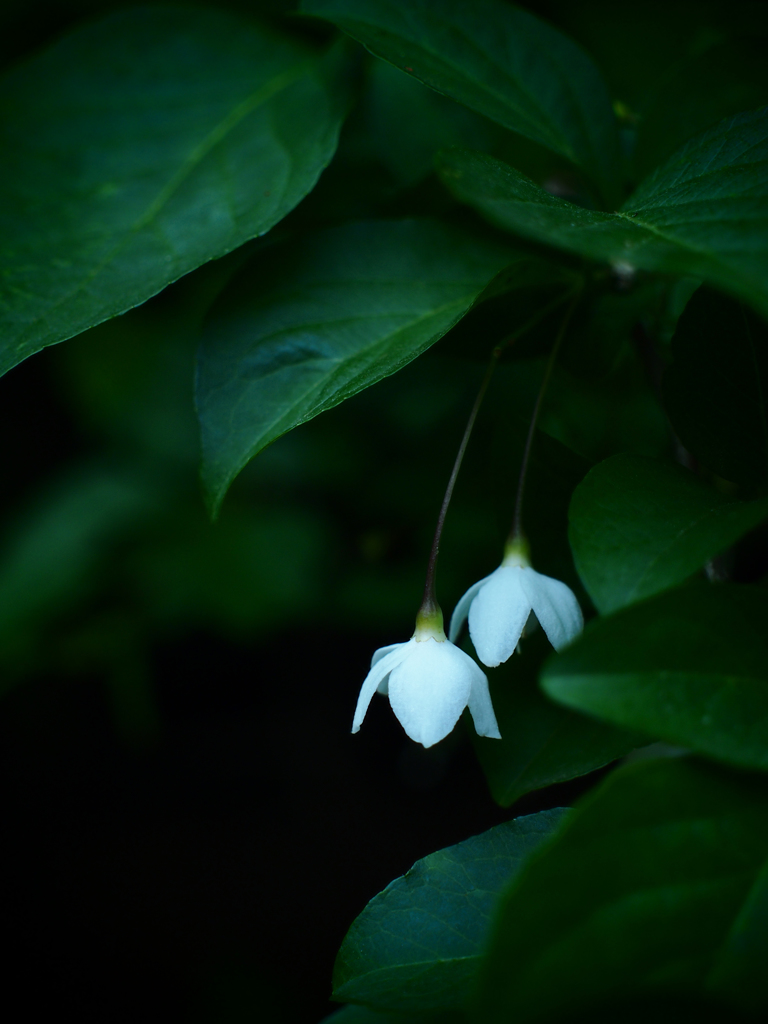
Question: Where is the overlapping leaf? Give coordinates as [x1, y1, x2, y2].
[196, 219, 529, 515]
[475, 759, 768, 1022]
[332, 808, 566, 1012]
[569, 454, 768, 614]
[541, 584, 768, 771]
[301, 0, 622, 205]
[0, 6, 350, 374]
[439, 107, 768, 318]
[471, 633, 641, 807]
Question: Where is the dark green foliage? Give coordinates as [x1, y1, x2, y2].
[664, 286, 768, 486]
[332, 809, 567, 1011]
[3, 1, 768, 1019]
[0, 6, 350, 373]
[569, 454, 768, 613]
[542, 585, 768, 771]
[475, 759, 768, 1022]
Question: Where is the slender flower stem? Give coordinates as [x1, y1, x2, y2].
[420, 355, 496, 614]
[420, 285, 582, 615]
[511, 293, 580, 543]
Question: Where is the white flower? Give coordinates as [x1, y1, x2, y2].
[352, 611, 501, 748]
[449, 542, 583, 668]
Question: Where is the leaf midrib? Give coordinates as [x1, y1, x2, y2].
[16, 58, 314, 347]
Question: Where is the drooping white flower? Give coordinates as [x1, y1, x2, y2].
[352, 608, 501, 748]
[449, 540, 583, 668]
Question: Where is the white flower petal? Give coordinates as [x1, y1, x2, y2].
[371, 642, 406, 694]
[520, 569, 584, 651]
[388, 639, 473, 748]
[352, 641, 412, 733]
[468, 566, 531, 667]
[371, 643, 404, 667]
[466, 660, 501, 739]
[448, 574, 492, 642]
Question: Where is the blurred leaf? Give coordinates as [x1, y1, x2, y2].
[569, 454, 768, 614]
[707, 854, 768, 1011]
[301, 0, 622, 206]
[472, 633, 641, 808]
[132, 503, 329, 636]
[0, 6, 351, 374]
[664, 287, 768, 487]
[542, 584, 768, 772]
[475, 758, 768, 1023]
[439, 107, 768, 317]
[363, 59, 502, 189]
[196, 218, 523, 515]
[333, 808, 567, 1012]
[0, 466, 157, 674]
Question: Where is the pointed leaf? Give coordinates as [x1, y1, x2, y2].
[439, 107, 768, 318]
[542, 584, 768, 772]
[569, 454, 768, 614]
[472, 634, 641, 807]
[301, 0, 622, 205]
[196, 219, 521, 514]
[0, 7, 351, 375]
[333, 809, 567, 1012]
[475, 758, 768, 1022]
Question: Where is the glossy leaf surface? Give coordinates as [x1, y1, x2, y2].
[439, 108, 768, 317]
[196, 219, 521, 514]
[333, 809, 567, 1011]
[542, 585, 768, 771]
[569, 454, 768, 614]
[476, 759, 768, 1022]
[0, 6, 350, 375]
[302, 0, 622, 205]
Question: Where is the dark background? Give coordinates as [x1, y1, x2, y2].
[2, 1, 767, 1020]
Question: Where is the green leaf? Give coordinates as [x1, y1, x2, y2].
[301, 0, 622, 206]
[472, 633, 642, 807]
[438, 107, 768, 318]
[322, 1009, 464, 1024]
[475, 758, 768, 1022]
[196, 219, 521, 515]
[0, 7, 351, 375]
[0, 465, 157, 677]
[541, 584, 768, 772]
[664, 287, 768, 487]
[333, 808, 567, 1012]
[569, 454, 768, 615]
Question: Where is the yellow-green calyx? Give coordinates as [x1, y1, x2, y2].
[502, 535, 532, 569]
[413, 602, 447, 642]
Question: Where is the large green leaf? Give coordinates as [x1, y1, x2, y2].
[0, 6, 351, 375]
[301, 0, 622, 206]
[664, 287, 768, 487]
[438, 107, 768, 318]
[541, 584, 768, 772]
[333, 808, 567, 1012]
[569, 454, 768, 615]
[196, 219, 525, 515]
[475, 758, 768, 1022]
[471, 633, 641, 807]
